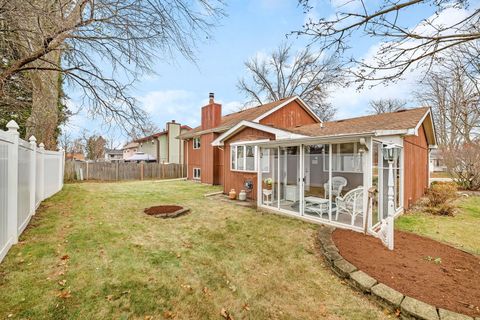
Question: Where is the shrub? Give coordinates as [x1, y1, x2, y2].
[425, 182, 457, 216]
[443, 142, 480, 190]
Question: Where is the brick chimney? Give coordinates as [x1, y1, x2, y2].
[201, 92, 222, 130]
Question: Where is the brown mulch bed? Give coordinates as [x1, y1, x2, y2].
[333, 229, 480, 317]
[144, 205, 184, 215]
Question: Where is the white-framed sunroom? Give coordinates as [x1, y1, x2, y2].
[254, 134, 405, 233]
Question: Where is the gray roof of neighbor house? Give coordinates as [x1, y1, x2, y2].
[134, 125, 192, 143]
[178, 97, 298, 139]
[286, 107, 436, 144]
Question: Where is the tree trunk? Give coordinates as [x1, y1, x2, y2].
[25, 51, 61, 150]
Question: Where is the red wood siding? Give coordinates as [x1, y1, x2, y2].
[404, 124, 429, 208]
[223, 128, 275, 200]
[259, 100, 318, 128]
[186, 139, 202, 180]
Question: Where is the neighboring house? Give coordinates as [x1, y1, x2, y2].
[65, 152, 85, 161]
[179, 93, 437, 232]
[133, 121, 191, 164]
[123, 142, 139, 160]
[429, 148, 447, 172]
[104, 149, 124, 162]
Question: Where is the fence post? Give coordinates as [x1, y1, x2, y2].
[86, 161, 89, 180]
[58, 148, 64, 191]
[6, 120, 19, 244]
[29, 136, 37, 215]
[140, 162, 144, 180]
[38, 143, 45, 201]
[115, 161, 119, 181]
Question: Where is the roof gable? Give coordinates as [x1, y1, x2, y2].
[179, 96, 321, 139]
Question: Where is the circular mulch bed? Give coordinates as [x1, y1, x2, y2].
[144, 205, 189, 218]
[332, 229, 480, 317]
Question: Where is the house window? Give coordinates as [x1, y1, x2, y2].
[324, 142, 363, 173]
[193, 168, 201, 179]
[193, 137, 201, 149]
[231, 144, 258, 172]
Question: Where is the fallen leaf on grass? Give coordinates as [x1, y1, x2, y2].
[106, 295, 114, 301]
[202, 287, 211, 296]
[58, 279, 67, 286]
[242, 303, 250, 311]
[181, 284, 193, 292]
[163, 310, 176, 319]
[57, 290, 71, 299]
[60, 255, 70, 261]
[220, 308, 234, 320]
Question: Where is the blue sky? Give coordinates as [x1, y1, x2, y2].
[64, 0, 473, 145]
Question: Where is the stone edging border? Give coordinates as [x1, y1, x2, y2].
[317, 226, 478, 320]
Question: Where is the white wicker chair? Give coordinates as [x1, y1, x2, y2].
[324, 177, 347, 198]
[335, 186, 364, 225]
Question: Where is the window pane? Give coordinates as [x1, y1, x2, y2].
[246, 146, 255, 171]
[260, 149, 270, 172]
[237, 146, 244, 170]
[231, 146, 236, 169]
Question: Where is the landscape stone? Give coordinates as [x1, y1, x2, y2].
[333, 258, 357, 278]
[350, 270, 377, 292]
[401, 296, 439, 320]
[371, 283, 404, 308]
[439, 309, 473, 320]
[323, 249, 343, 264]
[322, 244, 338, 253]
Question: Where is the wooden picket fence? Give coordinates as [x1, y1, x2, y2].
[65, 160, 186, 181]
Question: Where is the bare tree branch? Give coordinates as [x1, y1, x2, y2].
[237, 43, 343, 121]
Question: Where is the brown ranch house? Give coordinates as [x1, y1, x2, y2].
[179, 93, 436, 232]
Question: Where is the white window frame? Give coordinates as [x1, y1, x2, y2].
[231, 145, 257, 172]
[193, 168, 201, 180]
[193, 137, 201, 149]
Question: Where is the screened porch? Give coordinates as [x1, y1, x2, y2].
[257, 138, 403, 232]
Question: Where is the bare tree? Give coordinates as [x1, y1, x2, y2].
[85, 135, 106, 160]
[59, 131, 73, 153]
[0, 0, 224, 148]
[296, 0, 480, 87]
[237, 43, 343, 121]
[368, 98, 407, 114]
[443, 142, 480, 190]
[416, 55, 480, 147]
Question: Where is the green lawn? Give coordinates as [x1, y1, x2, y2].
[396, 196, 480, 255]
[0, 181, 387, 320]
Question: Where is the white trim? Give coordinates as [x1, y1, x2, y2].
[258, 205, 364, 232]
[211, 120, 306, 146]
[253, 96, 323, 124]
[230, 139, 270, 146]
[414, 109, 430, 135]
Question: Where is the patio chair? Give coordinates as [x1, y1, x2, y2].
[324, 177, 347, 199]
[335, 186, 364, 225]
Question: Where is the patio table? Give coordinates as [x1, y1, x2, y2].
[304, 196, 334, 218]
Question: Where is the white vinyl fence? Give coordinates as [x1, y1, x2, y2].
[0, 120, 64, 263]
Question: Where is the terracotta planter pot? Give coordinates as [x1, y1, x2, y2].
[228, 189, 237, 200]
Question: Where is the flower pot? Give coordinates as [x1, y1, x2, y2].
[229, 189, 237, 200]
[238, 190, 247, 201]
